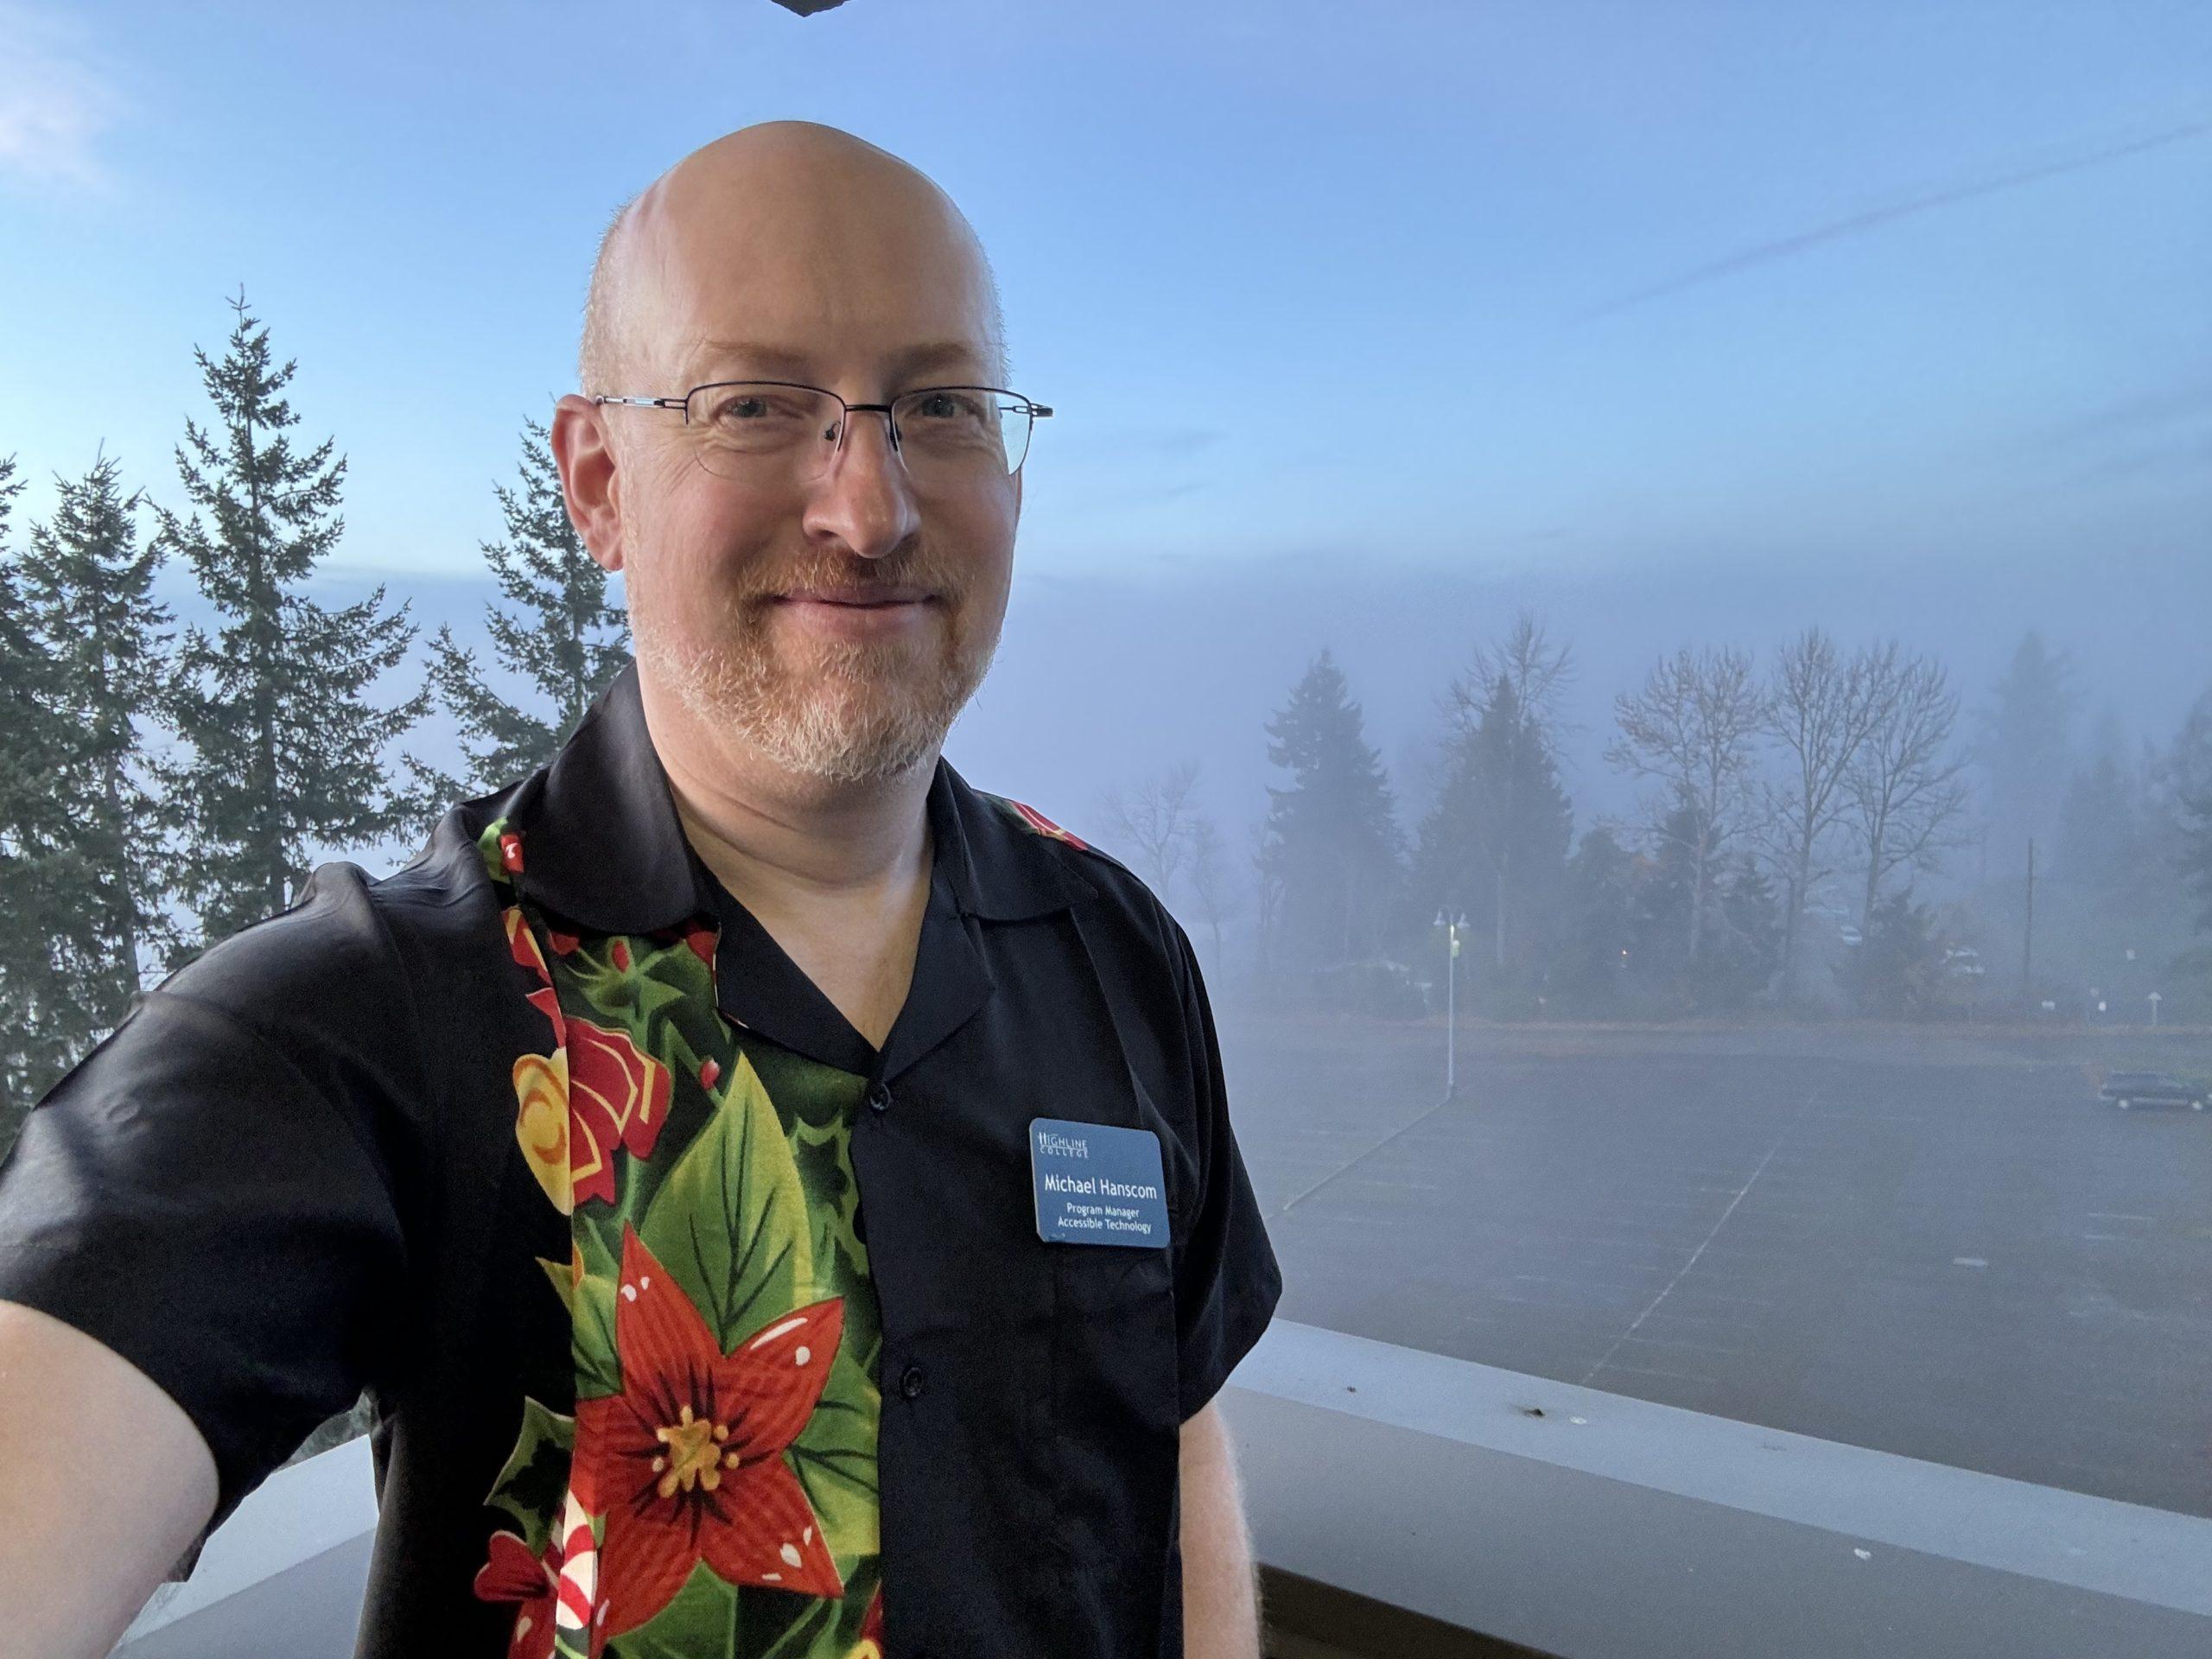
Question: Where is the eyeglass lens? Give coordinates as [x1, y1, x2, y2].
[682, 384, 1033, 481]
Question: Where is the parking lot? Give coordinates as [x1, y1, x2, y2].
[1217, 1014, 2212, 1520]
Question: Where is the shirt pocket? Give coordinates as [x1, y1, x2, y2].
[1041, 1105, 1184, 1653]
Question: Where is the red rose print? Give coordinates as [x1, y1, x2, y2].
[566, 1018, 672, 1209]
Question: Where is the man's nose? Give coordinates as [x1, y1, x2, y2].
[804, 409, 921, 559]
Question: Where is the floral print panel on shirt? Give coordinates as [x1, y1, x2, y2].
[471, 817, 887, 1659]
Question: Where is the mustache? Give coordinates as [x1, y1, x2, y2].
[735, 551, 963, 604]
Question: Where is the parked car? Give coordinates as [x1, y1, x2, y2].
[2099, 1071, 2207, 1111]
[1837, 923, 1863, 947]
[1942, 946, 1985, 977]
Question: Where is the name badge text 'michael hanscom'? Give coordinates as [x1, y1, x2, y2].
[1029, 1116, 1171, 1247]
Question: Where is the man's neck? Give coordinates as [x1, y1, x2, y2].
[636, 673, 938, 926]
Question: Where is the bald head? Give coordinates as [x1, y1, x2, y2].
[577, 121, 1008, 397]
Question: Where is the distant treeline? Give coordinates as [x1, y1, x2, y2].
[1106, 619, 2212, 1027]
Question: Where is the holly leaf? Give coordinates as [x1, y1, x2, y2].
[638, 1050, 813, 1353]
[485, 1396, 575, 1557]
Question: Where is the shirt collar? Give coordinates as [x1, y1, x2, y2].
[500, 659, 1086, 935]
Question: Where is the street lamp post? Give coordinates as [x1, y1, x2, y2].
[1434, 909, 1465, 1098]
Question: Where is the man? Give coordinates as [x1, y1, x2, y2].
[0, 122, 1281, 1658]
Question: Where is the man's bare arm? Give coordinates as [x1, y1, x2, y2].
[0, 1299, 219, 1659]
[1180, 1397, 1264, 1659]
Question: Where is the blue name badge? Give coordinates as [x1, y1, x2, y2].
[1029, 1116, 1172, 1248]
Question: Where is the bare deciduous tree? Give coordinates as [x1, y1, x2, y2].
[1184, 814, 1242, 977]
[1607, 645, 1767, 962]
[1756, 627, 1882, 1001]
[1247, 815, 1283, 971]
[1844, 642, 1971, 923]
[1096, 758, 1203, 901]
[1446, 610, 1578, 747]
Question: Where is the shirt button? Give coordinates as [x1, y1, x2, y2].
[899, 1363, 927, 1400]
[867, 1080, 893, 1114]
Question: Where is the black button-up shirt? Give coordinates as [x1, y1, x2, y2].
[0, 661, 1281, 1659]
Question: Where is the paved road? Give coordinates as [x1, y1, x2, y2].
[1215, 1014, 2212, 1521]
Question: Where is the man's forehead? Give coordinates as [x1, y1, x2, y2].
[678, 334, 995, 386]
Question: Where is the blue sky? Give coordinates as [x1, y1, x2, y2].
[3, 0, 2206, 588]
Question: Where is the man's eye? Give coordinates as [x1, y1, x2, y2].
[913, 391, 979, 420]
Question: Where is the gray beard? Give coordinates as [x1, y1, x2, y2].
[632, 599, 998, 786]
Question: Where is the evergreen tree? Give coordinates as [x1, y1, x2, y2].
[2056, 709, 2145, 893]
[0, 457, 84, 1145]
[1549, 825, 1637, 1016]
[1625, 799, 1776, 1014]
[1409, 673, 1573, 987]
[1834, 887, 1944, 1018]
[19, 448, 181, 1033]
[1710, 854, 1784, 1011]
[2164, 685, 2212, 983]
[152, 289, 430, 961]
[1255, 649, 1404, 976]
[1975, 630, 2078, 874]
[406, 416, 629, 810]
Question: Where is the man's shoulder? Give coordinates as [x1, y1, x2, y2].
[972, 786, 1135, 891]
[965, 786, 1192, 962]
[153, 786, 523, 1036]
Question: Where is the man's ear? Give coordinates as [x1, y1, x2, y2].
[550, 392, 625, 574]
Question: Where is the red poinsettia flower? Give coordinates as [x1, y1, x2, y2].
[573, 1224, 847, 1639]
[472, 1527, 563, 1659]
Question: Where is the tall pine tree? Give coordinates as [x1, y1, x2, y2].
[406, 416, 629, 809]
[153, 289, 430, 961]
[1976, 630, 2078, 875]
[1410, 671, 1573, 986]
[0, 456, 85, 1142]
[21, 448, 180, 1029]
[1255, 649, 1404, 976]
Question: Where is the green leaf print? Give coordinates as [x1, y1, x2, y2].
[571, 1263, 622, 1400]
[537, 1253, 577, 1316]
[752, 1596, 843, 1659]
[607, 1560, 740, 1659]
[787, 1342, 881, 1567]
[636, 1049, 813, 1354]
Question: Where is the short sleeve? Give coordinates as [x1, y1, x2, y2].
[0, 862, 417, 1552]
[1164, 918, 1282, 1422]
